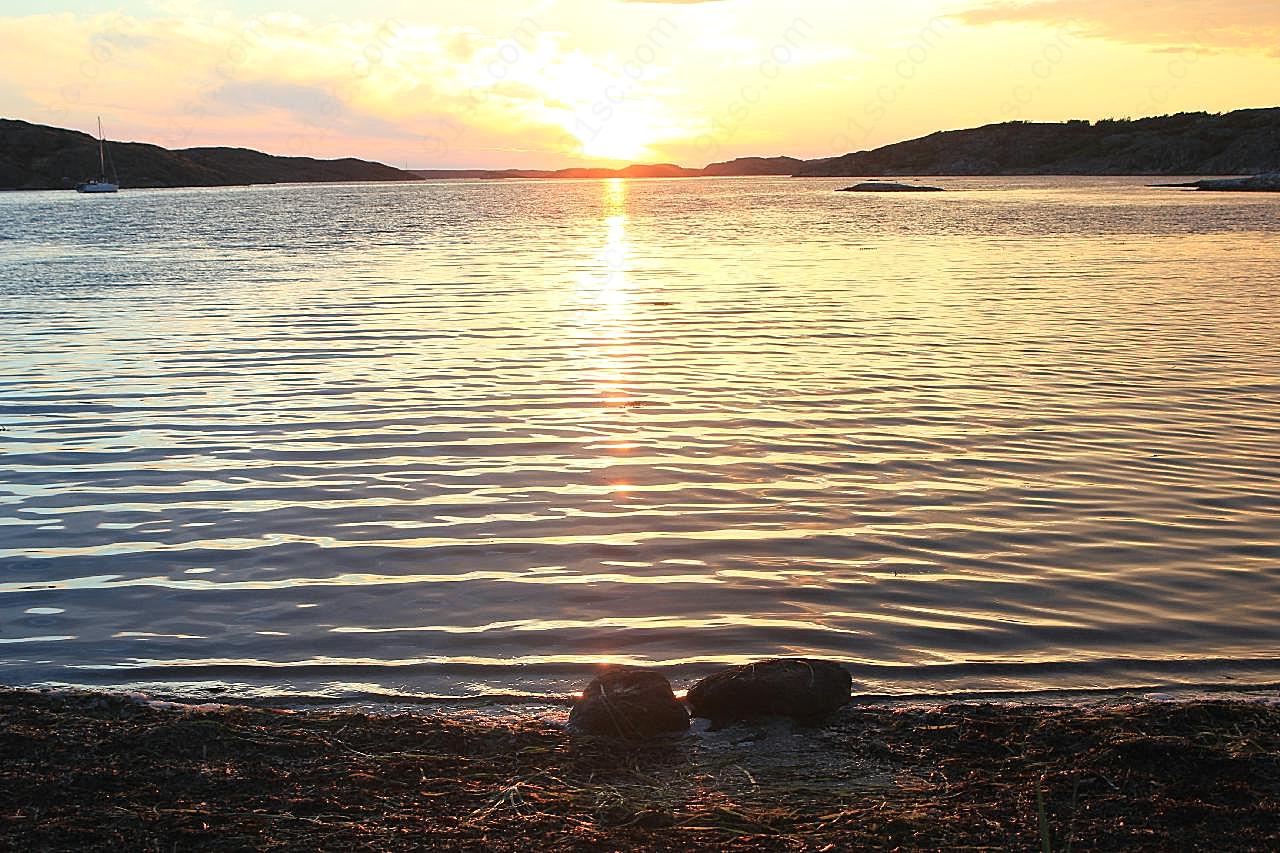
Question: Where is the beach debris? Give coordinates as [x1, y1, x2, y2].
[838, 181, 943, 192]
[4, 688, 1280, 850]
[687, 658, 852, 724]
[567, 667, 689, 738]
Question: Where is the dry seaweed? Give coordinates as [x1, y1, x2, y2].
[1, 690, 1277, 851]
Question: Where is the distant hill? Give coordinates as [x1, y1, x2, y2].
[700, 156, 804, 177]
[412, 163, 697, 180]
[412, 156, 801, 180]
[7, 108, 1278, 190]
[412, 110, 1278, 181]
[0, 119, 421, 190]
[795, 109, 1280, 177]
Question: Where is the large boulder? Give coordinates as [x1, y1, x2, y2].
[687, 659, 852, 723]
[567, 668, 689, 738]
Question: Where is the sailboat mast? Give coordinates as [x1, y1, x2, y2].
[97, 116, 105, 176]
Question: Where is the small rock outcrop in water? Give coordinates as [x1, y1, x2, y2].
[687, 659, 852, 723]
[567, 668, 689, 738]
[839, 181, 943, 192]
[1152, 172, 1280, 192]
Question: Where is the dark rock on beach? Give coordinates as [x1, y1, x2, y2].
[839, 181, 943, 192]
[567, 668, 689, 738]
[687, 658, 852, 723]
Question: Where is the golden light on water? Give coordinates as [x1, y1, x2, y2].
[8, 74, 1280, 720]
[575, 179, 635, 409]
[567, 179, 641, 506]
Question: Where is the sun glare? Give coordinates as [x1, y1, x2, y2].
[570, 113, 657, 162]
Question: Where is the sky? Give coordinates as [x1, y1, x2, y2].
[2, 0, 1278, 169]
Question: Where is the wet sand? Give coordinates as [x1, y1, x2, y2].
[2, 689, 1277, 851]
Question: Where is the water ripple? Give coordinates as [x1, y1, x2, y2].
[1, 176, 1279, 701]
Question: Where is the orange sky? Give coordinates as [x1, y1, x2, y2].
[2, 1, 1278, 168]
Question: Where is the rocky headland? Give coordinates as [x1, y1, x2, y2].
[796, 108, 1280, 177]
[0, 119, 421, 190]
[1153, 172, 1280, 191]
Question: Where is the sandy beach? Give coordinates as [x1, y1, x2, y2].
[2, 689, 1277, 851]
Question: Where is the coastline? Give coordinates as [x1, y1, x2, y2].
[8, 108, 1278, 190]
[3, 688, 1277, 851]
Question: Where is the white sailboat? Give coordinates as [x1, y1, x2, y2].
[75, 117, 119, 193]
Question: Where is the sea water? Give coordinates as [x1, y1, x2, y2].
[1, 176, 1278, 704]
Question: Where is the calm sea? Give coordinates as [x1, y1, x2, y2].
[1, 176, 1278, 705]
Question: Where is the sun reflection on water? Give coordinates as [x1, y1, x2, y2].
[584, 178, 632, 307]
[570, 178, 644, 509]
[574, 179, 637, 412]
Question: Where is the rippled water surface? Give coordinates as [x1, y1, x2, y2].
[2, 176, 1278, 703]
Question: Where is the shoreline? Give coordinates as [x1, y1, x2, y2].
[3, 688, 1277, 850]
[14, 676, 1280, 713]
[3, 172, 1271, 193]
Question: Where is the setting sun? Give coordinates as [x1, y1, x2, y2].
[573, 117, 655, 163]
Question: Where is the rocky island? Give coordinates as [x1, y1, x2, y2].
[839, 181, 944, 192]
[1153, 172, 1280, 192]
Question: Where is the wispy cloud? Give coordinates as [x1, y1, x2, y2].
[960, 0, 1280, 55]
[0, 9, 599, 167]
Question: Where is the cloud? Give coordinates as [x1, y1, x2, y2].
[0, 9, 599, 166]
[959, 0, 1280, 55]
[208, 80, 347, 121]
[204, 80, 409, 137]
